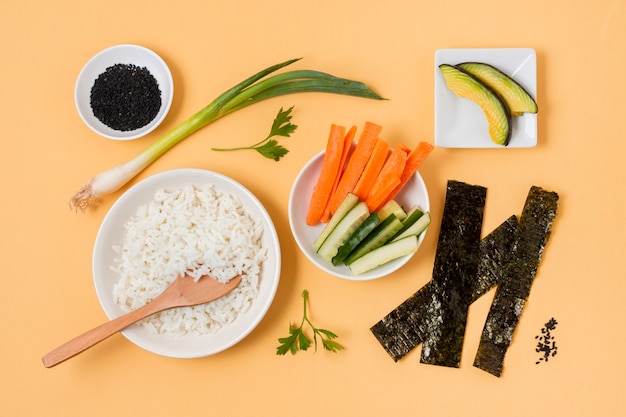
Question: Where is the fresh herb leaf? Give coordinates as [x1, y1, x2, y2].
[298, 328, 312, 351]
[276, 327, 300, 355]
[322, 338, 344, 353]
[271, 106, 298, 137]
[316, 328, 339, 339]
[254, 139, 289, 161]
[276, 289, 344, 355]
[211, 106, 297, 161]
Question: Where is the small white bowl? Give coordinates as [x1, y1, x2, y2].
[92, 169, 281, 359]
[75, 44, 174, 140]
[289, 149, 430, 281]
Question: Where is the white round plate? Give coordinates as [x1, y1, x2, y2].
[75, 44, 174, 140]
[92, 169, 281, 358]
[289, 149, 430, 281]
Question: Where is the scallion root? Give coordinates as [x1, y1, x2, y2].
[69, 180, 100, 212]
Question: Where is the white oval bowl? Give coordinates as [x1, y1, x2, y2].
[75, 44, 174, 140]
[289, 149, 430, 281]
[92, 168, 281, 358]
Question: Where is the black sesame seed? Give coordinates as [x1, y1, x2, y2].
[90, 63, 161, 132]
[534, 317, 559, 365]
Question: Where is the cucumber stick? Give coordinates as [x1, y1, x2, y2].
[317, 201, 370, 262]
[343, 214, 404, 265]
[391, 211, 431, 242]
[314, 192, 359, 250]
[388, 206, 423, 241]
[332, 212, 380, 266]
[348, 235, 419, 275]
[377, 199, 407, 221]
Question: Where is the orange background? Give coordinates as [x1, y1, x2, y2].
[2, 1, 625, 416]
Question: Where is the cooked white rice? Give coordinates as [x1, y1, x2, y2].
[112, 183, 266, 335]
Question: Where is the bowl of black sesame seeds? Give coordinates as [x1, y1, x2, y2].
[74, 44, 173, 140]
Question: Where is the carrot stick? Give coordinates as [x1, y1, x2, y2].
[320, 126, 356, 222]
[365, 146, 407, 212]
[306, 124, 347, 225]
[366, 175, 402, 213]
[385, 141, 434, 203]
[396, 143, 411, 155]
[327, 121, 382, 215]
[352, 138, 391, 201]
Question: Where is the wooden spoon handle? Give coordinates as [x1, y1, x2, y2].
[42, 300, 168, 368]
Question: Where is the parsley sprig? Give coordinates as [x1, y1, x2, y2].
[211, 106, 297, 161]
[276, 289, 344, 355]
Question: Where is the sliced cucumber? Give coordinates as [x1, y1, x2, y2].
[391, 211, 431, 242]
[388, 206, 424, 241]
[317, 201, 370, 262]
[344, 214, 404, 265]
[377, 199, 407, 221]
[332, 212, 380, 266]
[313, 192, 359, 251]
[348, 235, 419, 275]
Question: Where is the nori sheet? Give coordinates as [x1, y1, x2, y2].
[419, 181, 486, 367]
[370, 214, 517, 361]
[473, 186, 559, 377]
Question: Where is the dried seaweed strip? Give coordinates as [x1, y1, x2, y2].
[473, 186, 559, 377]
[370, 215, 518, 361]
[472, 215, 518, 300]
[420, 180, 487, 367]
[370, 284, 431, 361]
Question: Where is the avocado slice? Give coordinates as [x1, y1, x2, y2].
[457, 62, 538, 115]
[439, 64, 512, 146]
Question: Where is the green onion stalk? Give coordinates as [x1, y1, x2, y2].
[70, 58, 384, 211]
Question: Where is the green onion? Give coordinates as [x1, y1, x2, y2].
[70, 58, 384, 211]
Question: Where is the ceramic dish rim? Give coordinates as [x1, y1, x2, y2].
[288, 149, 430, 281]
[434, 47, 538, 149]
[74, 43, 174, 140]
[92, 168, 281, 358]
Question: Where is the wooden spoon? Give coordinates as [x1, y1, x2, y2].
[42, 274, 242, 368]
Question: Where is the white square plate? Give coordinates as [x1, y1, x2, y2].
[434, 48, 537, 148]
